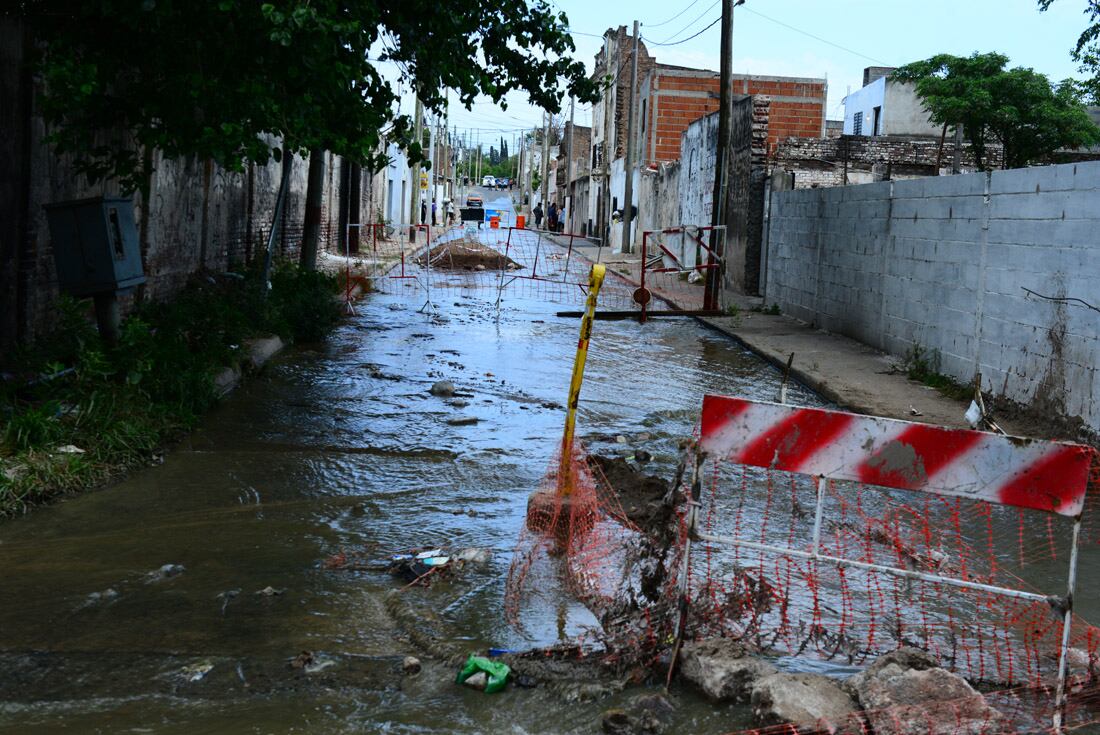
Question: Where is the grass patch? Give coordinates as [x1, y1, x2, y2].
[902, 344, 971, 401]
[0, 263, 341, 517]
[750, 303, 781, 316]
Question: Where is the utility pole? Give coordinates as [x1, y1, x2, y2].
[408, 95, 423, 239]
[951, 123, 964, 174]
[621, 20, 640, 253]
[600, 34, 615, 247]
[428, 116, 437, 224]
[708, 0, 738, 307]
[541, 111, 550, 225]
[566, 96, 576, 233]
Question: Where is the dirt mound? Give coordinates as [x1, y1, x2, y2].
[587, 454, 673, 531]
[417, 240, 521, 271]
[587, 454, 682, 606]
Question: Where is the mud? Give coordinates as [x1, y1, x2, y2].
[587, 454, 675, 532]
[417, 240, 521, 271]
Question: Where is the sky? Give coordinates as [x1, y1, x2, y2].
[380, 0, 1093, 151]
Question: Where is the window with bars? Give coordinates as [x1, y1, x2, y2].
[853, 111, 863, 136]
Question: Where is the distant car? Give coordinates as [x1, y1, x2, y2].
[481, 176, 496, 188]
[465, 195, 483, 208]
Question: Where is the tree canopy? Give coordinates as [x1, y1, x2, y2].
[1039, 0, 1100, 104]
[892, 52, 1100, 169]
[11, 0, 599, 191]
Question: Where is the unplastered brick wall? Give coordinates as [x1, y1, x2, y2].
[775, 134, 1003, 188]
[765, 161, 1100, 433]
[641, 71, 824, 165]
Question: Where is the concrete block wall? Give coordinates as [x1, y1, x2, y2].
[765, 161, 1100, 432]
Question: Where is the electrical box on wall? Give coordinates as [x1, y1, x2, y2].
[44, 196, 146, 297]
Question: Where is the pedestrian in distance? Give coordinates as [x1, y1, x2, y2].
[431, 198, 437, 226]
[547, 201, 558, 232]
[533, 203, 544, 229]
[420, 199, 427, 225]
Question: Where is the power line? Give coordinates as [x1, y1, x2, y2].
[644, 0, 705, 29]
[645, 14, 721, 46]
[652, 0, 719, 45]
[565, 28, 606, 39]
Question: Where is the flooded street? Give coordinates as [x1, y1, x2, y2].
[0, 193, 825, 733]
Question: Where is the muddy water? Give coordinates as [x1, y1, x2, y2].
[0, 193, 826, 733]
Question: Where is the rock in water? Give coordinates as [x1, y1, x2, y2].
[402, 656, 422, 675]
[430, 380, 456, 397]
[599, 693, 675, 734]
[843, 647, 938, 696]
[851, 662, 1004, 735]
[678, 638, 778, 702]
[463, 671, 488, 690]
[751, 673, 860, 731]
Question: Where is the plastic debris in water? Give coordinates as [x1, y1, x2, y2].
[455, 654, 511, 693]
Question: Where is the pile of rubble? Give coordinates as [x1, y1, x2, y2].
[678, 640, 1007, 734]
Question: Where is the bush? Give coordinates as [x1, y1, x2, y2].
[268, 263, 341, 343]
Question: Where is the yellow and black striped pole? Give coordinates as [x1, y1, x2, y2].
[558, 263, 606, 495]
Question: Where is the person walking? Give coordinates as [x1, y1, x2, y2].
[547, 201, 558, 232]
[533, 202, 544, 229]
[431, 199, 438, 226]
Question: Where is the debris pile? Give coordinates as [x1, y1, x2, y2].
[416, 240, 522, 271]
[323, 545, 492, 587]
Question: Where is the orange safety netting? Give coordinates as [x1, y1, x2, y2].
[505, 427, 1100, 734]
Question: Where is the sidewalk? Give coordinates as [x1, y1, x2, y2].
[553, 236, 1031, 436]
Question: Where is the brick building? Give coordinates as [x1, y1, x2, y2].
[555, 122, 591, 218]
[636, 67, 826, 165]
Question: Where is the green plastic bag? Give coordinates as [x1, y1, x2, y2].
[455, 654, 511, 693]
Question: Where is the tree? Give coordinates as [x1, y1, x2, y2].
[892, 52, 1100, 169]
[11, 1, 599, 192]
[1039, 0, 1100, 104]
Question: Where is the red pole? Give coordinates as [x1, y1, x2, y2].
[640, 231, 649, 324]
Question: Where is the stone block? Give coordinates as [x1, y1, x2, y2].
[678, 638, 779, 702]
[751, 672, 861, 731]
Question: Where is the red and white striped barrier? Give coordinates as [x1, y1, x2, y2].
[700, 395, 1095, 517]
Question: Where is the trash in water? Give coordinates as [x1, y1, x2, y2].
[180, 661, 214, 682]
[217, 588, 240, 615]
[324, 545, 489, 586]
[255, 586, 284, 597]
[144, 563, 185, 583]
[455, 654, 511, 693]
[456, 547, 492, 564]
[78, 588, 120, 609]
[403, 656, 422, 675]
[421, 555, 451, 567]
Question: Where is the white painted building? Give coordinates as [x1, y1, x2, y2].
[381, 142, 412, 226]
[843, 67, 941, 137]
